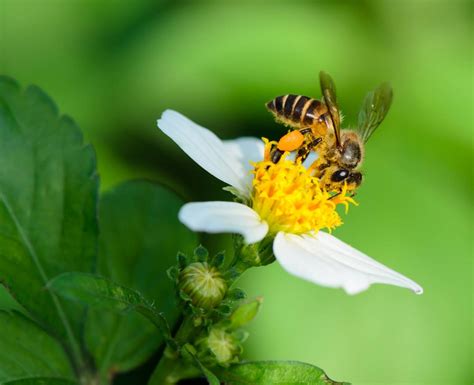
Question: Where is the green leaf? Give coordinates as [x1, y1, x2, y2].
[86, 180, 197, 376]
[217, 361, 350, 385]
[3, 379, 77, 385]
[0, 77, 98, 363]
[182, 344, 220, 385]
[0, 311, 74, 383]
[0, 285, 24, 313]
[48, 272, 172, 342]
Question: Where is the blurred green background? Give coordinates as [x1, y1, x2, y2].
[0, 1, 471, 384]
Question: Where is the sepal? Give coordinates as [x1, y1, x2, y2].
[226, 288, 247, 301]
[177, 251, 188, 269]
[222, 185, 249, 203]
[167, 265, 179, 281]
[229, 297, 263, 330]
[210, 251, 225, 268]
[194, 245, 209, 262]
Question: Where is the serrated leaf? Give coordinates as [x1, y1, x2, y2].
[217, 361, 350, 385]
[48, 272, 172, 342]
[85, 181, 197, 377]
[0, 77, 98, 364]
[0, 311, 74, 383]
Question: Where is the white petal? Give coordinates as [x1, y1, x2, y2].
[303, 150, 319, 167]
[273, 232, 423, 295]
[157, 110, 249, 194]
[179, 201, 268, 244]
[223, 137, 264, 187]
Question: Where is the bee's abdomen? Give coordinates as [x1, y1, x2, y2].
[266, 94, 324, 128]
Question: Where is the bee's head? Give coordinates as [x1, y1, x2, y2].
[346, 171, 363, 190]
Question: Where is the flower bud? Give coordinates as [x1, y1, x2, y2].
[178, 262, 227, 309]
[195, 327, 242, 366]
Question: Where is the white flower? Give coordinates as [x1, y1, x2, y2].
[157, 110, 423, 295]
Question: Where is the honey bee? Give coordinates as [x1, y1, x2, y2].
[265, 73, 335, 163]
[266, 71, 393, 195]
[312, 72, 393, 194]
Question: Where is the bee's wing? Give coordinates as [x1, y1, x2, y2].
[357, 82, 393, 143]
[319, 71, 341, 148]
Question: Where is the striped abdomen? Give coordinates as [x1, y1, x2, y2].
[266, 94, 328, 129]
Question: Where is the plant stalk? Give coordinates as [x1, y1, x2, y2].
[148, 313, 201, 385]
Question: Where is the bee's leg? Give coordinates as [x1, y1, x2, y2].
[270, 143, 284, 163]
[299, 127, 312, 135]
[296, 137, 322, 163]
[294, 128, 313, 162]
[271, 148, 284, 163]
[296, 146, 310, 163]
[329, 191, 341, 200]
[308, 159, 329, 177]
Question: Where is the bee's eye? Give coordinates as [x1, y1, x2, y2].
[331, 169, 349, 182]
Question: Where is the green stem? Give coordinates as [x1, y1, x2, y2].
[148, 353, 182, 385]
[149, 314, 201, 385]
[174, 313, 198, 345]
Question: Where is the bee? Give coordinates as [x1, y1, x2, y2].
[265, 73, 336, 163]
[311, 72, 393, 194]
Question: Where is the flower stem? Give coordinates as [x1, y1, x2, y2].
[148, 353, 181, 385]
[149, 314, 201, 385]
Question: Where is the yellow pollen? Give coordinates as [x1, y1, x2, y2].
[251, 144, 356, 235]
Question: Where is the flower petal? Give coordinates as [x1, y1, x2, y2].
[158, 110, 249, 194]
[273, 231, 423, 295]
[303, 150, 319, 167]
[223, 137, 264, 186]
[179, 201, 268, 244]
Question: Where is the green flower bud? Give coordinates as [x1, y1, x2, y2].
[196, 327, 242, 366]
[179, 262, 227, 309]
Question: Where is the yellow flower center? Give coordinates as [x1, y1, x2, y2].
[251, 142, 355, 235]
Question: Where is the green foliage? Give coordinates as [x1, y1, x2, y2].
[0, 285, 24, 313]
[217, 361, 350, 385]
[2, 380, 77, 385]
[0, 69, 351, 385]
[1, 3, 471, 383]
[0, 79, 199, 384]
[86, 180, 196, 376]
[0, 311, 74, 384]
[182, 344, 220, 385]
[0, 76, 98, 367]
[48, 272, 173, 342]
